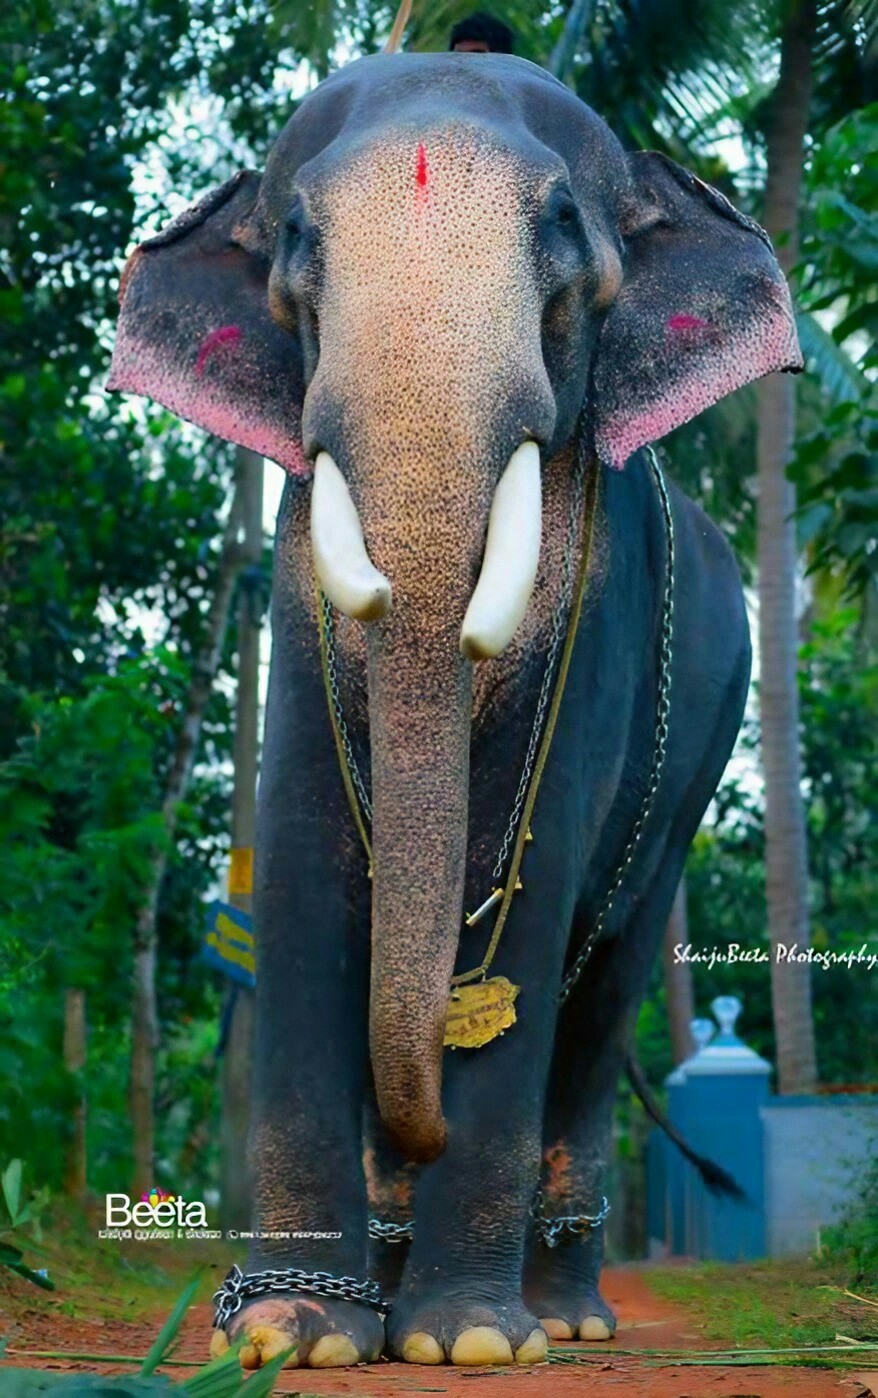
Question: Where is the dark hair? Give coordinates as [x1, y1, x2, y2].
[449, 12, 515, 53]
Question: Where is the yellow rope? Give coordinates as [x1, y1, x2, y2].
[316, 457, 601, 983]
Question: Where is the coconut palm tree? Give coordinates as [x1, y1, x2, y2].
[755, 0, 819, 1094]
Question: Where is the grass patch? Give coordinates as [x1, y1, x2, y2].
[649, 1257, 878, 1360]
[0, 1202, 234, 1326]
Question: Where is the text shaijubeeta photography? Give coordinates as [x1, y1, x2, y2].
[673, 942, 878, 972]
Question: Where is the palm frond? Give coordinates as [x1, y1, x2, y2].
[795, 310, 873, 406]
[573, 0, 772, 153]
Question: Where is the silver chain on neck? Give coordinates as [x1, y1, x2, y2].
[558, 446, 675, 1004]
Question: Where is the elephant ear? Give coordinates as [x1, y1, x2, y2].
[108, 171, 308, 476]
[594, 153, 803, 470]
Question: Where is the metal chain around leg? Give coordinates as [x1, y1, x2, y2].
[213, 1263, 386, 1329]
[530, 1183, 611, 1248]
[368, 1217, 413, 1244]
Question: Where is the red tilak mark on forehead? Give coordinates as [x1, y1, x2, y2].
[195, 324, 242, 376]
[667, 314, 707, 331]
[416, 143, 429, 188]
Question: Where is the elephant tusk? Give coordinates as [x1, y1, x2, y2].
[460, 441, 542, 661]
[310, 451, 392, 622]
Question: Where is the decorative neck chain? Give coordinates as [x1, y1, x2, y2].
[318, 439, 590, 928]
[559, 449, 674, 1003]
[316, 443, 674, 1023]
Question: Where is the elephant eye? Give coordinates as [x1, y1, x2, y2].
[284, 197, 308, 248]
[547, 187, 581, 232]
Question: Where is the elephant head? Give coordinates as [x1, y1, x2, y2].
[109, 53, 801, 1162]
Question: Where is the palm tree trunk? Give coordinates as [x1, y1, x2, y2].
[130, 483, 245, 1192]
[63, 988, 87, 1200]
[663, 878, 695, 1065]
[756, 0, 818, 1094]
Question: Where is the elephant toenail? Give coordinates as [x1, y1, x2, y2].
[209, 1330, 229, 1359]
[402, 1332, 444, 1364]
[239, 1340, 262, 1369]
[450, 1326, 514, 1366]
[308, 1334, 359, 1367]
[258, 1326, 299, 1366]
[514, 1328, 548, 1364]
[538, 1317, 574, 1340]
[579, 1315, 613, 1341]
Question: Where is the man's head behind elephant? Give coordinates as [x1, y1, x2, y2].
[110, 52, 800, 1162]
[449, 12, 515, 52]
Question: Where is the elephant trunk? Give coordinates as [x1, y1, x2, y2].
[308, 442, 544, 1160]
[366, 621, 472, 1161]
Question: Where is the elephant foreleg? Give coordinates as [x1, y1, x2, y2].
[211, 611, 383, 1370]
[384, 943, 570, 1366]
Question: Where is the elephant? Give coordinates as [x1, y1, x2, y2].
[109, 49, 802, 1369]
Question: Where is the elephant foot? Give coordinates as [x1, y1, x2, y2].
[523, 1283, 616, 1342]
[209, 1293, 384, 1369]
[387, 1290, 548, 1366]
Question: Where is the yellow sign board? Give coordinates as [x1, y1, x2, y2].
[228, 846, 254, 896]
[203, 901, 255, 987]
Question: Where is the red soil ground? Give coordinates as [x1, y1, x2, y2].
[2, 1266, 874, 1398]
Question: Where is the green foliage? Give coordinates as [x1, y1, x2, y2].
[0, 664, 228, 1192]
[0, 1348, 296, 1396]
[0, 1274, 295, 1393]
[0, 1158, 53, 1290]
[140, 1274, 203, 1376]
[0, 0, 245, 1195]
[791, 105, 878, 596]
[819, 1147, 878, 1285]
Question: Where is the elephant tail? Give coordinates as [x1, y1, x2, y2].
[625, 1054, 748, 1202]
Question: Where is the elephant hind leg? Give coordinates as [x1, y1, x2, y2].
[524, 835, 685, 1341]
[363, 1096, 417, 1303]
[527, 634, 749, 1342]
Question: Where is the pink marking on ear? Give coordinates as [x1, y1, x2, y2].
[665, 313, 721, 352]
[195, 324, 242, 376]
[598, 304, 803, 470]
[416, 143, 429, 189]
[667, 313, 708, 331]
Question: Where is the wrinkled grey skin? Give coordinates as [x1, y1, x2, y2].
[110, 53, 801, 1368]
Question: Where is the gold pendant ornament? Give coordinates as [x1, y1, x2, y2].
[444, 977, 520, 1050]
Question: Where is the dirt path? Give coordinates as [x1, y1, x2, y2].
[2, 1266, 874, 1397]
